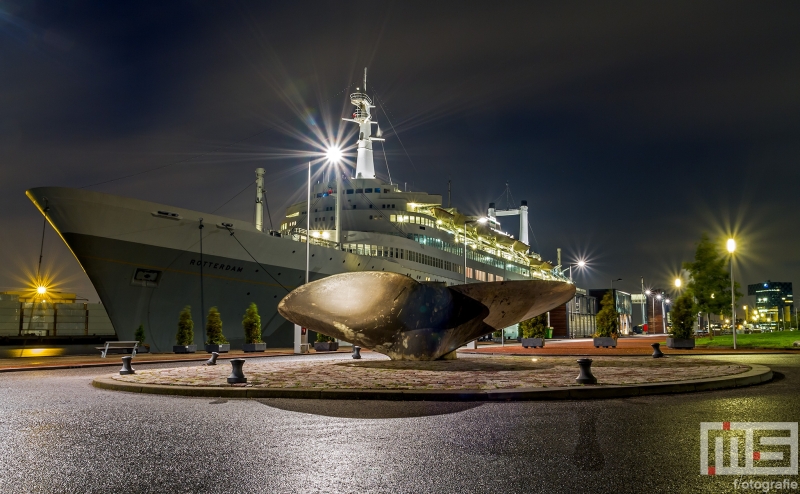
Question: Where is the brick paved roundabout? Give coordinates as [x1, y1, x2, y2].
[93, 355, 773, 400]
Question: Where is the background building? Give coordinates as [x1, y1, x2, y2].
[588, 289, 632, 335]
[550, 288, 597, 338]
[747, 281, 794, 331]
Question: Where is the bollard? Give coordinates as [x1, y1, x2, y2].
[575, 358, 597, 385]
[651, 342, 664, 358]
[352, 346, 362, 359]
[227, 359, 247, 384]
[119, 356, 135, 375]
[205, 352, 220, 366]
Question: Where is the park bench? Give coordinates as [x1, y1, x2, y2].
[96, 341, 139, 358]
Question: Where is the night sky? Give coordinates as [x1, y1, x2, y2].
[1, 2, 799, 301]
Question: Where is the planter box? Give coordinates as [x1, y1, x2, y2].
[173, 344, 197, 354]
[666, 337, 695, 349]
[593, 337, 617, 348]
[135, 345, 150, 354]
[521, 338, 545, 348]
[204, 344, 230, 353]
[242, 342, 266, 352]
[313, 342, 339, 352]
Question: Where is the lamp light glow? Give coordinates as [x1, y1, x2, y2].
[37, 286, 47, 295]
[727, 238, 736, 253]
[674, 278, 682, 288]
[326, 146, 342, 163]
[577, 260, 586, 267]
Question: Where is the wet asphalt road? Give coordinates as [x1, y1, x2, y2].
[0, 353, 797, 494]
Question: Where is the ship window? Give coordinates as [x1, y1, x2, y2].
[365, 188, 373, 193]
[384, 189, 390, 193]
[347, 189, 354, 194]
[369, 204, 373, 208]
[390, 215, 396, 222]
[369, 215, 373, 219]
[392, 204, 396, 208]
[316, 193, 322, 197]
[355, 189, 363, 193]
[353, 205, 357, 209]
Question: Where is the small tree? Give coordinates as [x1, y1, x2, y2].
[670, 293, 696, 339]
[134, 324, 146, 344]
[316, 331, 335, 343]
[205, 307, 227, 345]
[594, 291, 619, 338]
[520, 313, 548, 339]
[242, 303, 262, 344]
[176, 306, 194, 346]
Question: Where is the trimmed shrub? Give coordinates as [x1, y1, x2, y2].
[176, 306, 194, 345]
[134, 324, 145, 344]
[205, 307, 227, 345]
[594, 291, 619, 338]
[670, 293, 696, 339]
[520, 314, 548, 339]
[242, 303, 262, 344]
[316, 331, 335, 343]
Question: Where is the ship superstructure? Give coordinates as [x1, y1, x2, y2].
[26, 71, 569, 352]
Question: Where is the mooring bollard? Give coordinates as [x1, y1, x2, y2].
[651, 342, 664, 358]
[352, 346, 362, 359]
[119, 356, 135, 375]
[575, 358, 597, 385]
[205, 352, 219, 366]
[227, 359, 247, 384]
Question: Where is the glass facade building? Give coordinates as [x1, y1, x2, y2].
[747, 281, 794, 331]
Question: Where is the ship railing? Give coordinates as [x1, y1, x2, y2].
[289, 228, 341, 250]
[350, 92, 372, 106]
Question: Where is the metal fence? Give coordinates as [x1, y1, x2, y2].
[0, 300, 115, 337]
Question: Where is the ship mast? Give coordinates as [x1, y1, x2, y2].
[254, 168, 265, 232]
[343, 68, 384, 179]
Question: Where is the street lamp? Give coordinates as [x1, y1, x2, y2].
[462, 217, 487, 284]
[674, 278, 682, 289]
[326, 146, 343, 246]
[565, 259, 587, 281]
[462, 217, 487, 349]
[727, 238, 736, 350]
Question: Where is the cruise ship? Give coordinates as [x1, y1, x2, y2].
[26, 73, 569, 352]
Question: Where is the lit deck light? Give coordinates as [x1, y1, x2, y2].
[37, 286, 47, 295]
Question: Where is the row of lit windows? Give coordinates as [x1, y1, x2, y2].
[390, 214, 436, 228]
[340, 243, 463, 275]
[411, 234, 462, 256]
[465, 267, 503, 282]
[279, 220, 297, 231]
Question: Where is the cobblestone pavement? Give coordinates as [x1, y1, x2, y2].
[111, 355, 749, 390]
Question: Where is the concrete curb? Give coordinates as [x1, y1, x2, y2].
[0, 352, 299, 373]
[92, 364, 773, 401]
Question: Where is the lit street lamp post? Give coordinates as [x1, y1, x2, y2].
[727, 238, 736, 350]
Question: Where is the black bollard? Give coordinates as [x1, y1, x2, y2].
[119, 356, 135, 375]
[352, 346, 362, 359]
[205, 352, 219, 366]
[227, 359, 247, 384]
[651, 342, 664, 358]
[575, 358, 597, 385]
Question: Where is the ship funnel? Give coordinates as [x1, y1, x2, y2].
[255, 168, 265, 232]
[519, 200, 528, 246]
[488, 202, 496, 221]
